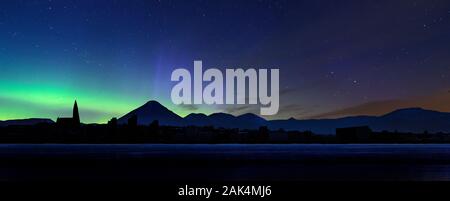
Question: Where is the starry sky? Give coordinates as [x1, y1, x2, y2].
[0, 0, 450, 123]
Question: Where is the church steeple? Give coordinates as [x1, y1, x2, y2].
[73, 100, 80, 126]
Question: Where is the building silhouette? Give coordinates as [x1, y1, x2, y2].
[56, 100, 81, 128]
[73, 100, 80, 125]
[336, 126, 372, 142]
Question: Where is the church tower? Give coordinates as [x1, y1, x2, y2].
[73, 100, 80, 126]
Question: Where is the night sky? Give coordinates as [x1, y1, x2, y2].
[1, 0, 450, 123]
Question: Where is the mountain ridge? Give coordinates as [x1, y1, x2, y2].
[0, 118, 54, 127]
[116, 101, 450, 134]
[117, 100, 183, 126]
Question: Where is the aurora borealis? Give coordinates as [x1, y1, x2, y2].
[1, 0, 450, 123]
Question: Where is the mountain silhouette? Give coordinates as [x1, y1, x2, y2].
[115, 101, 450, 134]
[269, 108, 450, 134]
[376, 107, 450, 133]
[0, 118, 54, 127]
[118, 100, 183, 126]
[236, 113, 267, 128]
[206, 113, 240, 128]
[183, 112, 267, 129]
[184, 113, 211, 126]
